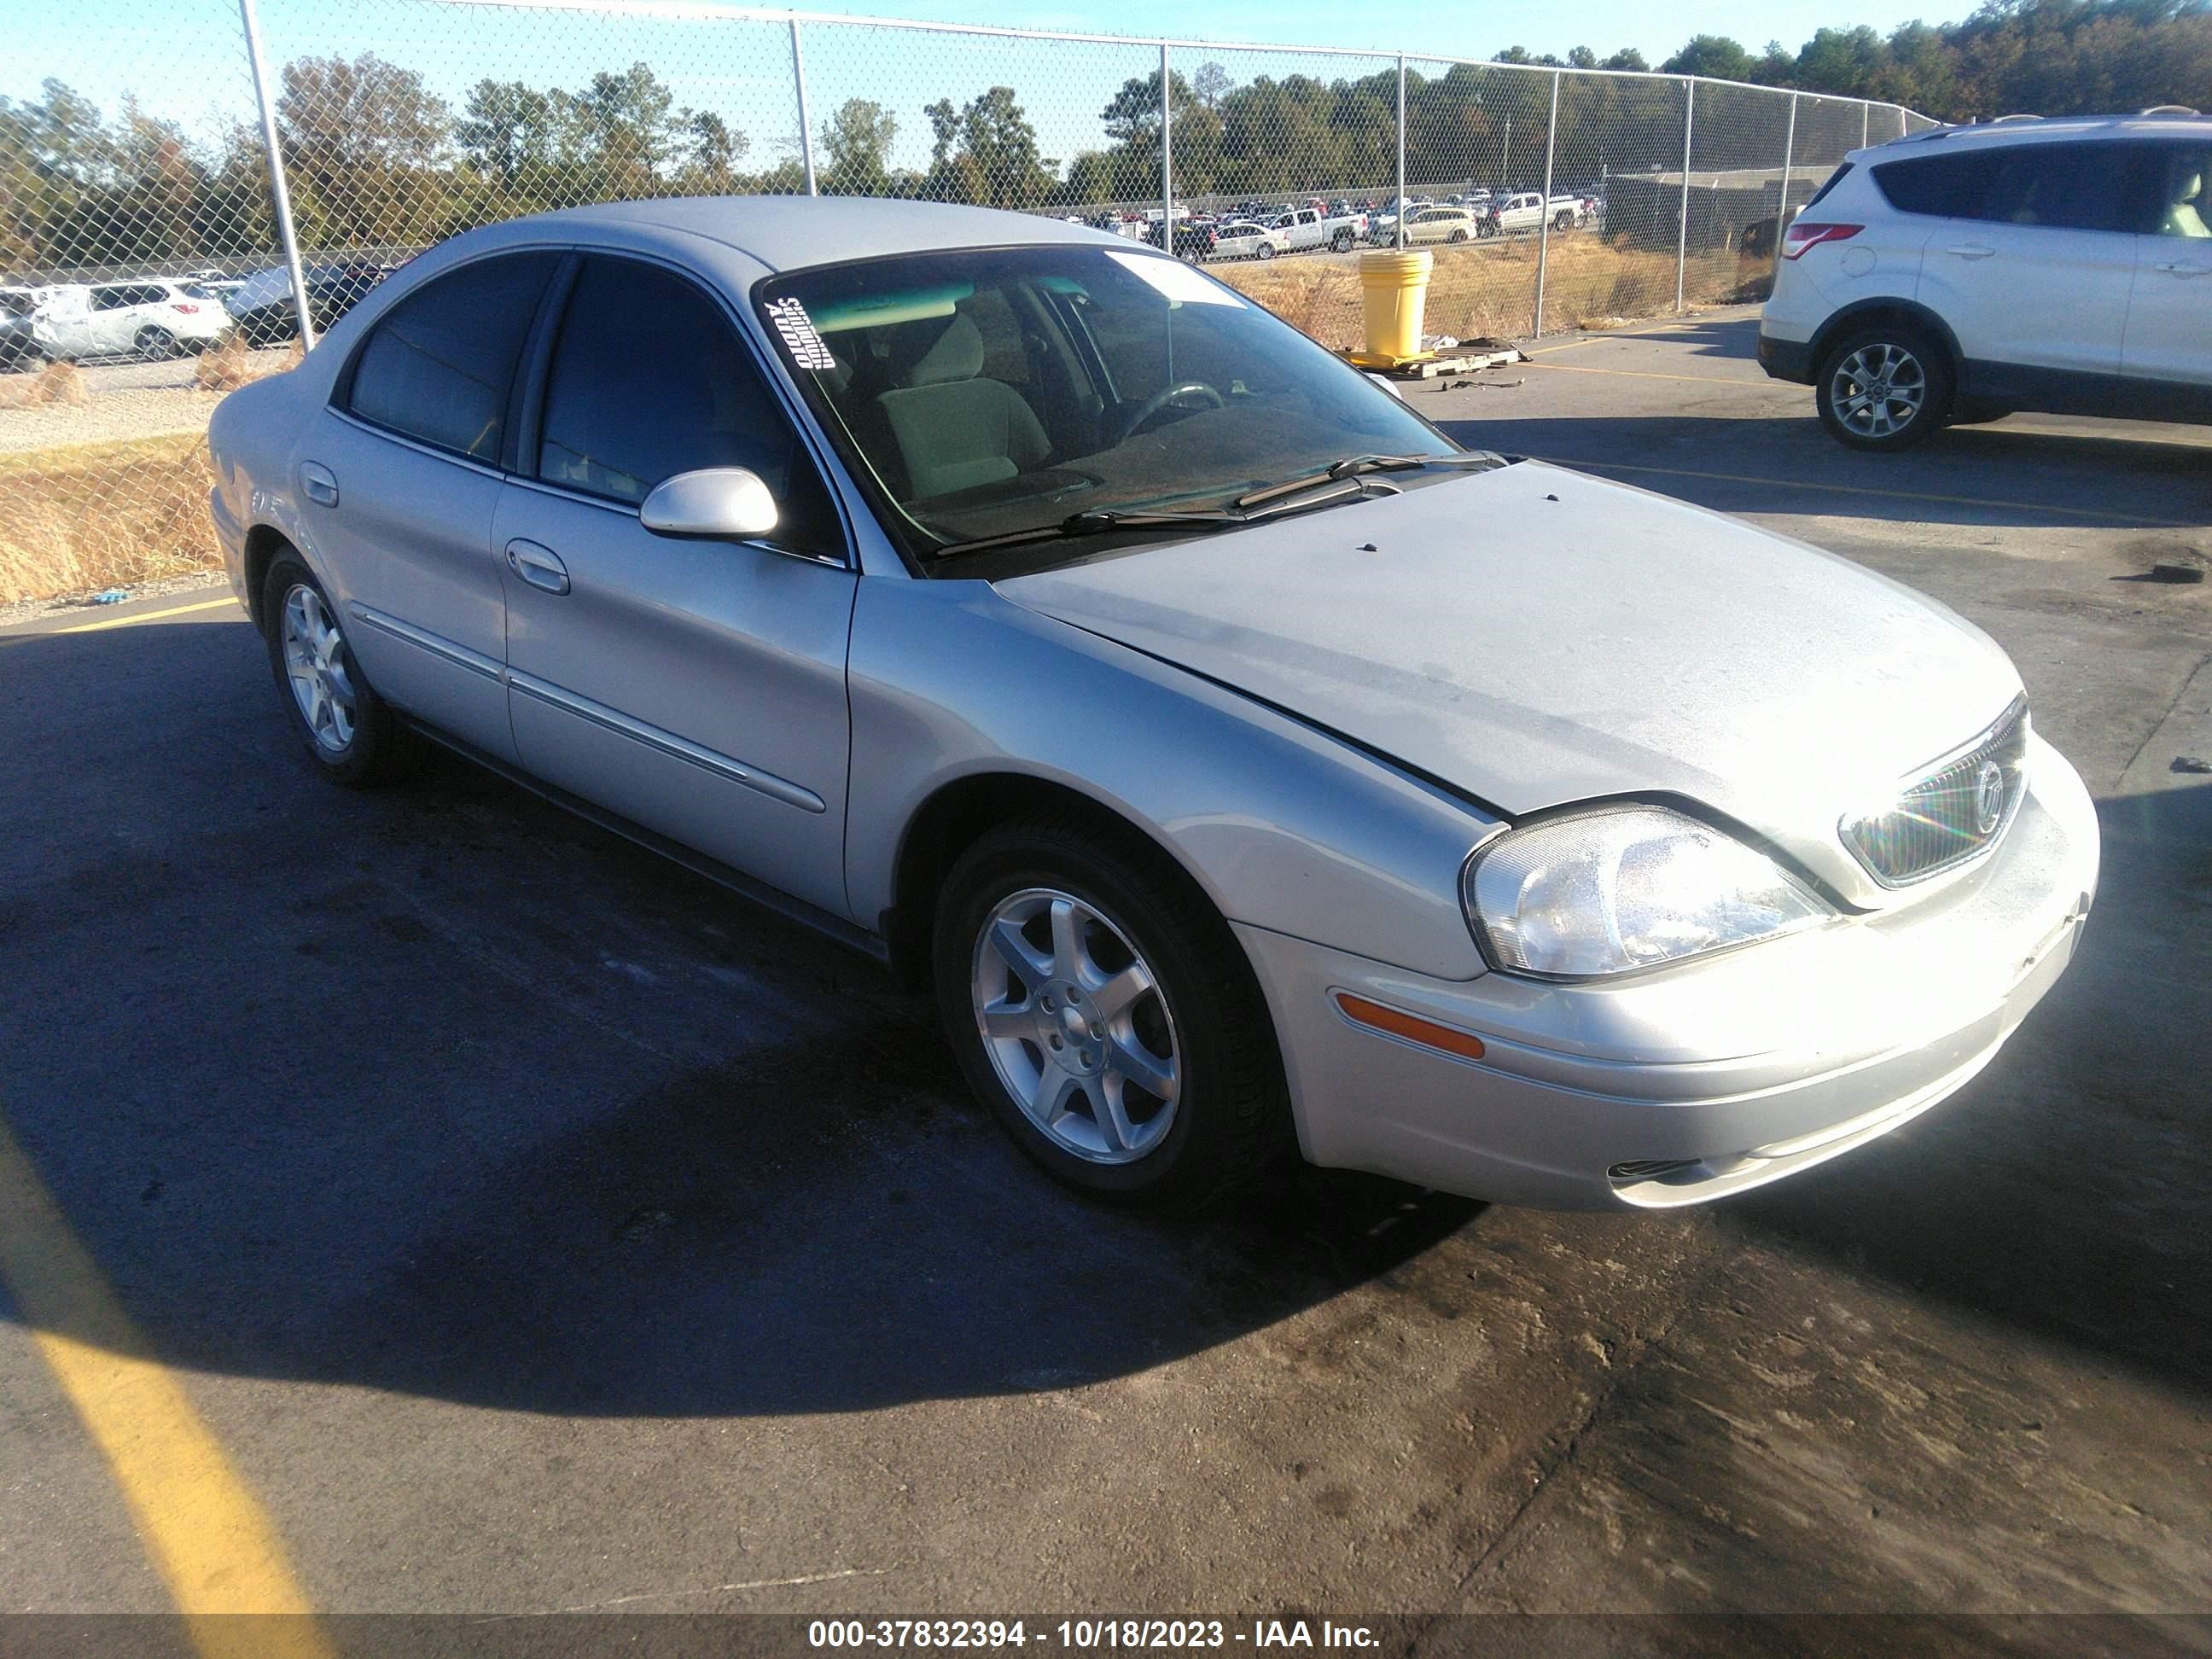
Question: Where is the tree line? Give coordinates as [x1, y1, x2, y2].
[2, 0, 2203, 276]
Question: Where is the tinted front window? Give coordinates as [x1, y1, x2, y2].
[2151, 144, 2212, 237]
[348, 253, 556, 462]
[536, 257, 837, 553]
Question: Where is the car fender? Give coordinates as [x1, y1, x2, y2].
[1807, 295, 1965, 381]
[847, 577, 1498, 983]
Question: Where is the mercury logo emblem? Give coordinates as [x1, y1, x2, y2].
[1974, 760, 2007, 835]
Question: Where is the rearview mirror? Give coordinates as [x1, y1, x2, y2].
[639, 467, 778, 540]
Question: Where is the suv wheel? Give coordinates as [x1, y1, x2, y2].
[135, 325, 177, 361]
[1815, 324, 1953, 451]
[262, 551, 422, 786]
[934, 812, 1289, 1210]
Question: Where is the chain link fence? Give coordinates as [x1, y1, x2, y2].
[0, 0, 1928, 604]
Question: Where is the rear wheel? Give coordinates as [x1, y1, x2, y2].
[1814, 323, 1953, 451]
[1448, 228, 1469, 244]
[135, 325, 177, 361]
[934, 812, 1289, 1210]
[1255, 241, 1275, 260]
[1553, 209, 1576, 231]
[261, 551, 422, 786]
[1331, 228, 1354, 252]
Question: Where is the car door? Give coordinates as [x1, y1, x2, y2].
[496, 253, 857, 918]
[297, 250, 561, 762]
[83, 286, 141, 356]
[2122, 140, 2212, 392]
[1912, 140, 2140, 400]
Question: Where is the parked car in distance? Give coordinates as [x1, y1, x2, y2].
[1208, 220, 1289, 259]
[33, 278, 231, 360]
[207, 196, 2096, 1214]
[1269, 205, 1366, 252]
[225, 261, 397, 345]
[1145, 218, 1215, 262]
[1761, 112, 2212, 450]
[1483, 191, 1590, 236]
[1403, 206, 1481, 245]
[0, 294, 44, 371]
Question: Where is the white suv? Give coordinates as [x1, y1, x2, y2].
[34, 278, 233, 362]
[1760, 113, 2212, 450]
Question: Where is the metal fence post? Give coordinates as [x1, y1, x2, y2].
[1395, 54, 1407, 250]
[237, 0, 314, 349]
[1773, 90, 1799, 277]
[1675, 81, 1695, 313]
[1861, 102, 1871, 149]
[1160, 40, 1173, 249]
[790, 19, 818, 195]
[1533, 68, 1560, 338]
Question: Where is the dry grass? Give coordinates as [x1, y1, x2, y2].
[0, 361, 90, 410]
[1214, 237, 1742, 349]
[195, 335, 302, 392]
[0, 433, 221, 606]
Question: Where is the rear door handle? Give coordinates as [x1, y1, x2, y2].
[299, 461, 339, 507]
[1943, 244, 1996, 260]
[505, 538, 570, 596]
[2154, 260, 2212, 276]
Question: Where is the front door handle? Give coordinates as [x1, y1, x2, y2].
[1942, 243, 1996, 260]
[300, 461, 339, 507]
[2153, 260, 2212, 276]
[505, 538, 570, 596]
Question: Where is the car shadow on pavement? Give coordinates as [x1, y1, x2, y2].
[1726, 778, 2212, 1399]
[0, 620, 1482, 1418]
[1434, 411, 2212, 535]
[1, 620, 2204, 1415]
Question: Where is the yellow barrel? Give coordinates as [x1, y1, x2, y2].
[1358, 247, 1434, 364]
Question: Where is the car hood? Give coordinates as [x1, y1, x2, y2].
[995, 462, 2023, 908]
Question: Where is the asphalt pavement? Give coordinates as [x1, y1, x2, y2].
[2, 312, 2207, 1647]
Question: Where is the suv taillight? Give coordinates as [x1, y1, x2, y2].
[1782, 222, 1863, 259]
[172, 302, 202, 313]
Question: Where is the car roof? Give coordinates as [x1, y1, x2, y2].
[1875, 111, 2209, 154]
[481, 195, 1121, 273]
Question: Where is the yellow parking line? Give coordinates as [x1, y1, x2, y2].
[1557, 456, 2200, 528]
[52, 596, 239, 634]
[0, 1115, 333, 1659]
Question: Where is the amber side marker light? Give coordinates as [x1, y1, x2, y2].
[1333, 992, 1488, 1062]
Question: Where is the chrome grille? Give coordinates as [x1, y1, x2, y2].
[1841, 697, 2030, 887]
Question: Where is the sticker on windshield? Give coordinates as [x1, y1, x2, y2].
[1104, 251, 1246, 307]
[765, 296, 836, 370]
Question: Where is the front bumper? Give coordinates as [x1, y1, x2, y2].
[1237, 733, 2098, 1209]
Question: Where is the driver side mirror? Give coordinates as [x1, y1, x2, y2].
[639, 467, 778, 540]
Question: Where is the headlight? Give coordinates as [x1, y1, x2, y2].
[1463, 806, 1831, 979]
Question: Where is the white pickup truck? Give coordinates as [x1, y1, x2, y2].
[1267, 206, 1368, 253]
[1481, 192, 1591, 237]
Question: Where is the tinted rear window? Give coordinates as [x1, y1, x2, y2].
[1874, 141, 2157, 233]
[1804, 162, 1853, 210]
[347, 253, 557, 462]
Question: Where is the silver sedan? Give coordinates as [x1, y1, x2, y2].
[207, 198, 2098, 1210]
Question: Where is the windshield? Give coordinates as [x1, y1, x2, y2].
[755, 244, 1455, 560]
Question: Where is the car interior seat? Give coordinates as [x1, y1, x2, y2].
[2163, 166, 2209, 238]
[875, 311, 1051, 503]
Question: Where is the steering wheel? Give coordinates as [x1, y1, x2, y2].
[1113, 381, 1225, 444]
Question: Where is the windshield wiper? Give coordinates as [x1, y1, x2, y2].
[1233, 450, 1505, 511]
[928, 506, 1245, 559]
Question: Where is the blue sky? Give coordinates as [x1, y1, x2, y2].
[9, 0, 1953, 178]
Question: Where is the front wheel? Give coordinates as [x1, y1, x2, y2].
[1814, 324, 1953, 451]
[934, 813, 1289, 1209]
[262, 552, 422, 786]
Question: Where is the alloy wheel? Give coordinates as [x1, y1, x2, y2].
[969, 887, 1181, 1165]
[1831, 342, 1927, 439]
[281, 583, 357, 753]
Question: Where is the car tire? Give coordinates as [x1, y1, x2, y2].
[1332, 229, 1353, 252]
[1449, 228, 1468, 244]
[933, 810, 1290, 1211]
[1554, 210, 1575, 231]
[1815, 323, 1953, 451]
[135, 325, 178, 361]
[1476, 220, 1499, 239]
[1255, 242, 1275, 259]
[261, 551, 422, 787]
